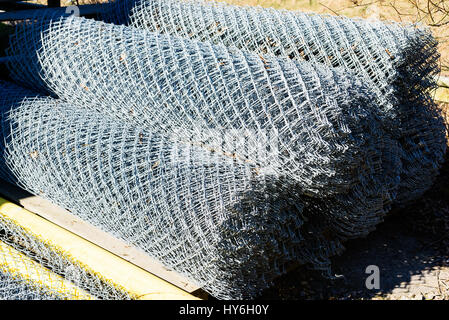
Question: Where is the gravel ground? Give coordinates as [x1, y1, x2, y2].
[258, 211, 449, 300]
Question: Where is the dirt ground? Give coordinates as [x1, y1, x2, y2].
[259, 209, 449, 300]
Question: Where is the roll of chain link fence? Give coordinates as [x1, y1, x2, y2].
[0, 1, 446, 299]
[100, 0, 446, 205]
[5, 15, 405, 239]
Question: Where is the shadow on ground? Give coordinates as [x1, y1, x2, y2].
[260, 118, 449, 299]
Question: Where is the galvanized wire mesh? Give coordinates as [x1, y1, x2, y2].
[0, 273, 56, 300]
[100, 0, 445, 204]
[5, 15, 407, 238]
[0, 234, 66, 300]
[0, 79, 400, 298]
[6, 15, 389, 198]
[394, 98, 447, 204]
[0, 3, 446, 299]
[105, 0, 440, 101]
[0, 218, 132, 300]
[0, 236, 96, 300]
[0, 80, 305, 299]
[0, 264, 64, 300]
[0, 83, 132, 301]
[0, 197, 132, 299]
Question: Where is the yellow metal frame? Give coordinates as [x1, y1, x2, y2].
[0, 197, 198, 300]
[0, 239, 95, 300]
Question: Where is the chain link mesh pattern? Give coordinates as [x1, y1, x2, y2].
[5, 15, 409, 239]
[0, 234, 99, 300]
[0, 80, 312, 299]
[100, 0, 445, 204]
[0, 2, 446, 299]
[103, 0, 439, 103]
[0, 262, 66, 300]
[7, 15, 390, 198]
[0, 218, 127, 300]
[0, 272, 60, 300]
[0, 82, 134, 300]
[0, 79, 400, 298]
[0, 198, 132, 299]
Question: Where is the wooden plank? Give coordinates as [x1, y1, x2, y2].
[0, 195, 200, 300]
[0, 4, 105, 21]
[0, 179, 201, 293]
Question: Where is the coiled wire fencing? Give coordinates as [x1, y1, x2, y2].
[5, 15, 403, 240]
[0, 79, 353, 299]
[0, 1, 446, 299]
[7, 16, 385, 196]
[102, 0, 439, 111]
[100, 0, 446, 205]
[2, 83, 316, 298]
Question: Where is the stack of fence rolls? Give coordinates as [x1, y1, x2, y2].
[0, 0, 446, 299]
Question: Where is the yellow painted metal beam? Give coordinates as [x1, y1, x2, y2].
[0, 179, 199, 293]
[0, 239, 95, 300]
[0, 197, 199, 300]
